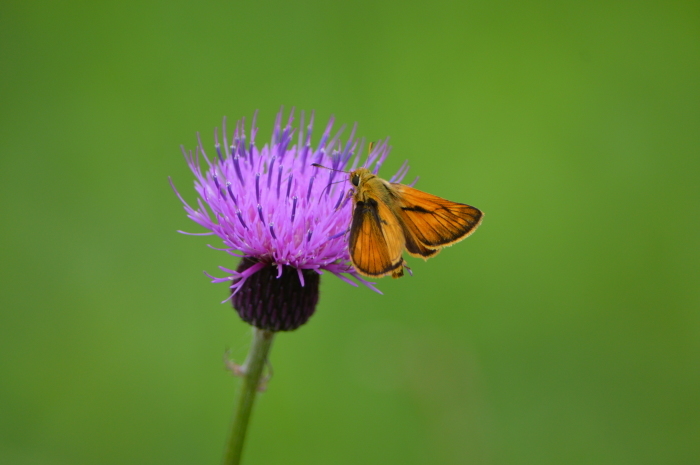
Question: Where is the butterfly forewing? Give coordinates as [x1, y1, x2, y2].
[349, 197, 405, 277]
[392, 184, 483, 249]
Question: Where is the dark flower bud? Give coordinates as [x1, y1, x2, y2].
[231, 258, 320, 332]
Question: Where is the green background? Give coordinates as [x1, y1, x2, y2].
[2, 1, 698, 464]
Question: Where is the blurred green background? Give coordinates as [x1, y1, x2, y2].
[1, 1, 699, 464]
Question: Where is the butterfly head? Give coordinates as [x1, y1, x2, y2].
[349, 167, 373, 187]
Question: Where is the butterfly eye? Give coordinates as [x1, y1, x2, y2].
[351, 174, 360, 186]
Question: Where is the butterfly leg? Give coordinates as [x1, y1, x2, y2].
[391, 259, 410, 279]
[335, 187, 355, 211]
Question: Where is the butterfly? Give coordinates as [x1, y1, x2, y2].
[314, 164, 483, 278]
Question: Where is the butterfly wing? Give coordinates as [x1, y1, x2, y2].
[349, 197, 406, 277]
[392, 184, 483, 255]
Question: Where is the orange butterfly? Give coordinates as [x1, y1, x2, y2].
[314, 164, 483, 278]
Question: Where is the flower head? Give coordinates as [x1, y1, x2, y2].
[172, 109, 411, 330]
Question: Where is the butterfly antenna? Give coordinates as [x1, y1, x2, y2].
[311, 163, 349, 173]
[318, 178, 348, 198]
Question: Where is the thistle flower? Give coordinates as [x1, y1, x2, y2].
[172, 109, 411, 331]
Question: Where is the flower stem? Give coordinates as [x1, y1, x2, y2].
[223, 327, 275, 465]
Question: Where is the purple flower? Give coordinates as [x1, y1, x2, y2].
[172, 109, 411, 331]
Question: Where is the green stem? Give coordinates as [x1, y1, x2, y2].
[223, 327, 275, 465]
